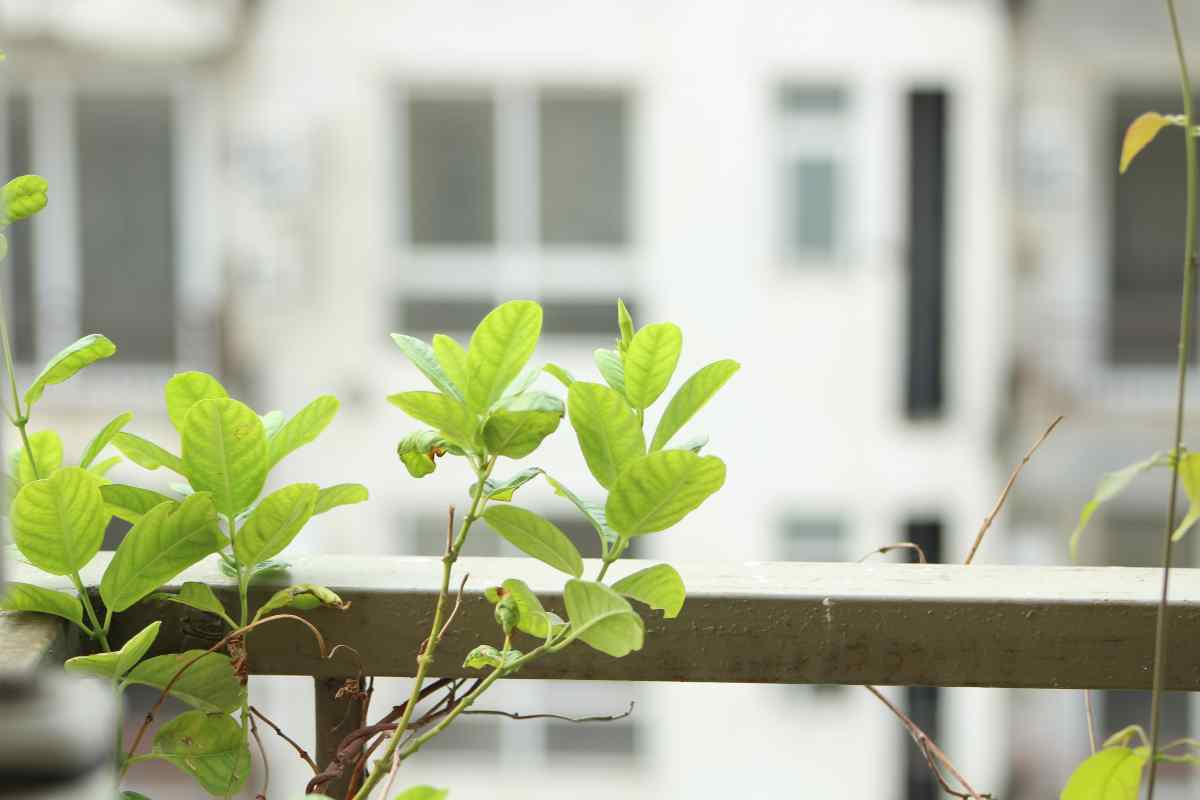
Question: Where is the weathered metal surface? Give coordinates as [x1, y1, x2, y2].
[0, 612, 76, 671]
[12, 554, 1200, 690]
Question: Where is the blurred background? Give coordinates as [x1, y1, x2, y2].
[2, 0, 1199, 797]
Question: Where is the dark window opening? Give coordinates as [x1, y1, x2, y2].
[904, 518, 942, 800]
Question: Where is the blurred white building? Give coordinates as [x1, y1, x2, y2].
[2, 0, 1132, 798]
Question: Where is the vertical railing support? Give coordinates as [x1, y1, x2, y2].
[313, 675, 367, 799]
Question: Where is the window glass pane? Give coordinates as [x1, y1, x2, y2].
[408, 96, 494, 245]
[780, 86, 845, 113]
[7, 94, 34, 362]
[539, 91, 628, 245]
[398, 296, 493, 336]
[790, 159, 836, 253]
[77, 94, 175, 362]
[1110, 92, 1197, 365]
[778, 516, 844, 562]
[413, 513, 505, 558]
[541, 299, 636, 336]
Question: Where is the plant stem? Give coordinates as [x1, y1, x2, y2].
[0, 266, 24, 424]
[1148, 2, 1196, 797]
[351, 457, 496, 800]
[70, 572, 110, 651]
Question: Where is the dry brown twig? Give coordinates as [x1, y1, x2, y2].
[858, 542, 928, 564]
[247, 710, 269, 800]
[464, 701, 636, 724]
[250, 705, 319, 774]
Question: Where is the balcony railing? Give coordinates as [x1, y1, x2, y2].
[4, 553, 1200, 790]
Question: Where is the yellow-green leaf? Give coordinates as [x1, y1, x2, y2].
[112, 432, 187, 476]
[313, 483, 369, 515]
[432, 334, 470, 396]
[562, 579, 644, 657]
[100, 483, 177, 524]
[650, 359, 740, 451]
[1070, 453, 1168, 561]
[566, 382, 645, 489]
[124, 650, 244, 713]
[1120, 112, 1175, 174]
[15, 429, 62, 483]
[605, 450, 726, 537]
[79, 411, 134, 469]
[24, 334, 117, 408]
[152, 710, 250, 796]
[0, 582, 84, 628]
[482, 505, 583, 577]
[181, 398, 268, 517]
[11, 467, 109, 575]
[464, 300, 542, 412]
[1060, 746, 1147, 800]
[612, 563, 686, 618]
[65, 621, 161, 681]
[623, 322, 682, 410]
[267, 395, 339, 471]
[233, 483, 319, 566]
[164, 372, 229, 431]
[388, 391, 479, 452]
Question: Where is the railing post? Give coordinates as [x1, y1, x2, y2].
[313, 675, 367, 798]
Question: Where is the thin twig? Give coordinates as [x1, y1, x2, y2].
[1084, 690, 1097, 755]
[250, 705, 318, 774]
[248, 711, 269, 800]
[858, 542, 927, 564]
[464, 700, 635, 724]
[446, 505, 455, 552]
[964, 415, 1063, 565]
[435, 573, 470, 643]
[863, 685, 988, 800]
[380, 741, 404, 800]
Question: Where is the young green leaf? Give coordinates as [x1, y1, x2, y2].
[593, 349, 627, 398]
[482, 505, 583, 577]
[24, 334, 117, 408]
[233, 483, 320, 566]
[87, 456, 121, 479]
[396, 429, 458, 478]
[151, 581, 233, 626]
[561, 579, 645, 657]
[16, 429, 62, 483]
[465, 300, 543, 412]
[11, 467, 109, 575]
[479, 467, 544, 502]
[1060, 746, 1147, 800]
[541, 472, 619, 552]
[606, 450, 726, 537]
[253, 583, 348, 622]
[463, 644, 522, 671]
[152, 710, 250, 796]
[181, 398, 268, 517]
[432, 333, 469, 395]
[0, 582, 85, 628]
[79, 411, 133, 469]
[611, 564, 686, 618]
[313, 483, 369, 515]
[650, 359, 739, 451]
[388, 391, 479, 452]
[164, 372, 229, 431]
[483, 392, 564, 459]
[393, 788, 449, 800]
[1120, 112, 1177, 174]
[267, 395, 339, 471]
[543, 363, 575, 388]
[500, 364, 541, 402]
[124, 650, 244, 713]
[1171, 451, 1200, 541]
[1070, 453, 1168, 560]
[100, 493, 226, 613]
[260, 410, 286, 438]
[617, 298, 635, 351]
[391, 333, 465, 401]
[623, 322, 682, 410]
[65, 621, 161, 681]
[101, 484, 177, 524]
[112, 432, 188, 476]
[484, 578, 563, 639]
[1, 173, 47, 223]
[566, 382, 645, 489]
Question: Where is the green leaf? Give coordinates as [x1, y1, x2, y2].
[314, 483, 369, 515]
[463, 644, 522, 671]
[121, 792, 153, 800]
[164, 372, 229, 431]
[253, 583, 348, 621]
[617, 298, 635, 351]
[112, 432, 188, 476]
[483, 392, 564, 459]
[396, 429, 457, 478]
[65, 621, 161, 681]
[562, 579, 644, 657]
[612, 564, 686, 618]
[606, 450, 726, 537]
[543, 363, 575, 388]
[181, 398, 268, 517]
[482, 505, 583, 577]
[391, 333, 465, 401]
[1172, 452, 1200, 541]
[79, 411, 133, 469]
[566, 382, 645, 489]
[388, 392, 479, 451]
[124, 650, 244, 714]
[593, 349, 626, 397]
[260, 410, 286, 438]
[479, 467, 544, 501]
[87, 455, 121, 479]
[623, 322, 682, 410]
[1120, 112, 1177, 174]
[650, 359, 739, 451]
[152, 710, 250, 796]
[1060, 746, 1147, 800]
[101, 484, 177, 524]
[267, 395, 339, 471]
[16, 429, 62, 483]
[151, 581, 232, 624]
[1, 174, 47, 224]
[484, 578, 564, 640]
[3, 471, 18, 506]
[500, 364, 541, 402]
[1070, 453, 1168, 560]
[432, 333, 469, 395]
[393, 788, 449, 800]
[11, 467, 109, 575]
[0, 582, 84, 628]
[464, 300, 543, 413]
[100, 493, 226, 613]
[24, 334, 117, 408]
[542, 473, 619, 552]
[233, 483, 319, 566]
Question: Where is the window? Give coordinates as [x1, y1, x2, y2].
[777, 515, 845, 563]
[905, 90, 949, 419]
[903, 518, 943, 800]
[395, 86, 634, 338]
[1109, 92, 1197, 366]
[777, 86, 847, 262]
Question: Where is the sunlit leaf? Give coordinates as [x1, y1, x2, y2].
[484, 578, 563, 640]
[24, 334, 117, 408]
[1, 173, 47, 224]
[462, 644, 522, 671]
[432, 333, 469, 396]
[566, 382, 645, 489]
[313, 483, 368, 515]
[464, 300, 542, 413]
[124, 650, 244, 713]
[164, 372, 229, 431]
[150, 581, 232, 625]
[11, 467, 108, 575]
[1060, 746, 1147, 800]
[1070, 453, 1168, 560]
[260, 410, 285, 439]
[594, 349, 626, 398]
[1120, 112, 1176, 174]
[181, 398, 268, 517]
[112, 432, 187, 476]
[388, 392, 479, 452]
[152, 710, 250, 796]
[392, 333, 464, 401]
[87, 455, 121, 479]
[15, 429, 62, 483]
[543, 363, 575, 388]
[65, 621, 160, 681]
[650, 359, 739, 451]
[0, 582, 84, 628]
[606, 450, 726, 537]
[253, 583, 348, 621]
[392, 788, 449, 800]
[623, 322, 682, 410]
[482, 505, 583, 577]
[478, 467, 543, 502]
[101, 484, 177, 524]
[1172, 452, 1200, 541]
[617, 298, 635, 352]
[233, 483, 319, 566]
[541, 472, 618, 553]
[267, 395, 339, 472]
[483, 391, 564, 459]
[396, 429, 460, 478]
[79, 411, 133, 469]
[612, 563, 686, 618]
[562, 579, 644, 657]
